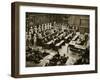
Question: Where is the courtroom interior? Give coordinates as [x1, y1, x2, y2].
[26, 12, 90, 67]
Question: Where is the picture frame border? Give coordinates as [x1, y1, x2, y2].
[11, 2, 98, 78]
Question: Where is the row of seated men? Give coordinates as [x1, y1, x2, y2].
[26, 22, 78, 47]
[37, 31, 75, 51]
[45, 31, 75, 50]
[26, 26, 76, 51]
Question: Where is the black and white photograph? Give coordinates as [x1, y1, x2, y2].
[26, 12, 90, 67]
[11, 2, 97, 77]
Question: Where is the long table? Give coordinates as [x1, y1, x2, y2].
[55, 40, 64, 47]
[65, 33, 72, 40]
[46, 39, 56, 45]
